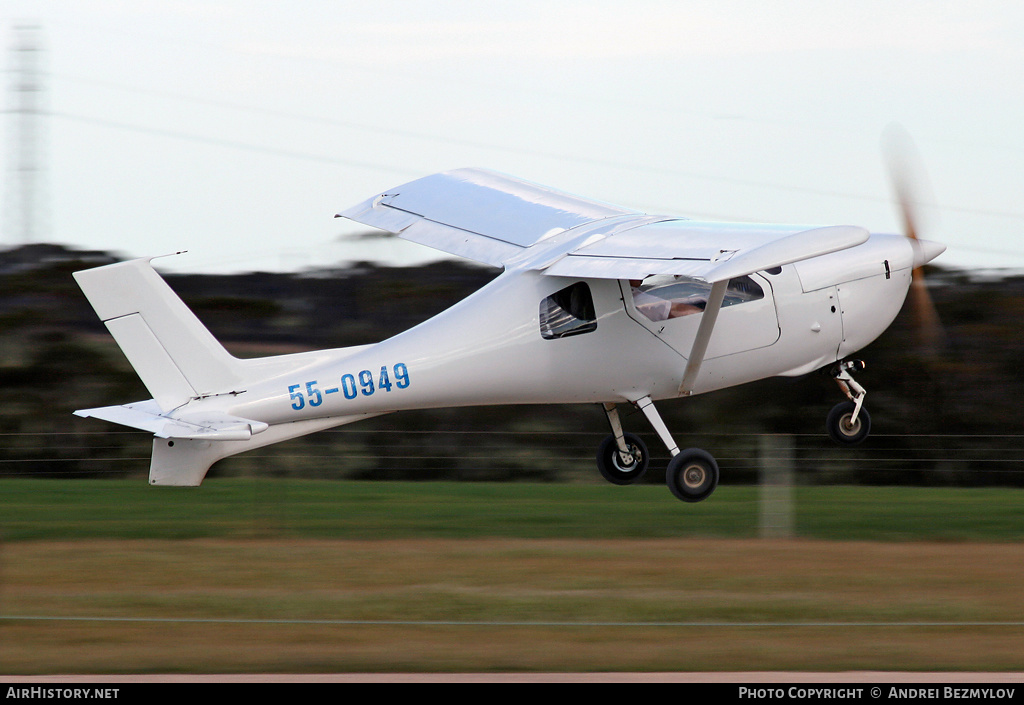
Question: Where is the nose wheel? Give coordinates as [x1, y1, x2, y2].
[826, 401, 872, 444]
[828, 360, 871, 445]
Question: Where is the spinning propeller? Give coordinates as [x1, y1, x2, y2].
[884, 125, 946, 353]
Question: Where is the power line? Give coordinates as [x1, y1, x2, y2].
[42, 73, 890, 208]
[47, 74, 1024, 223]
[21, 18, 1024, 227]
[43, 107, 1024, 231]
[46, 110, 422, 178]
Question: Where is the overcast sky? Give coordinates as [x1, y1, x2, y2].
[2, 1, 1023, 274]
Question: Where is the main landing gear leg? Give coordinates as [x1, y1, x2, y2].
[596, 397, 720, 503]
[596, 403, 650, 485]
[827, 360, 871, 445]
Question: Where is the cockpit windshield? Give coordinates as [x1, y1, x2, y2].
[630, 275, 764, 322]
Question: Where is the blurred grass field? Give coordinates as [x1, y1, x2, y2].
[4, 478, 1024, 542]
[2, 479, 1023, 674]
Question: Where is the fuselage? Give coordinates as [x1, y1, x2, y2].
[219, 230, 923, 428]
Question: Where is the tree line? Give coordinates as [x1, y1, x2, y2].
[0, 243, 1021, 486]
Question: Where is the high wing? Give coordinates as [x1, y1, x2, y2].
[337, 167, 869, 281]
[338, 167, 640, 267]
[541, 220, 870, 283]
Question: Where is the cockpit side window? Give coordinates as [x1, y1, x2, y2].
[631, 275, 764, 323]
[540, 282, 597, 339]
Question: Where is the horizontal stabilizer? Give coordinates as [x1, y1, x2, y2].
[75, 401, 268, 441]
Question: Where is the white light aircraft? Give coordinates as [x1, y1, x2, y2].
[73, 167, 944, 502]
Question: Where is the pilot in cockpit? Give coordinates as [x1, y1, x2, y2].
[629, 279, 706, 322]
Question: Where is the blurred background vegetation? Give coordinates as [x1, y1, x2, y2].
[0, 242, 1021, 488]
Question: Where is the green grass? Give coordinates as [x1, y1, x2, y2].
[2, 478, 1022, 542]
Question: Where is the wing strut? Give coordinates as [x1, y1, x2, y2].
[678, 279, 729, 396]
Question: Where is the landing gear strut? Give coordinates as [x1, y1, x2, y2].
[827, 360, 871, 445]
[598, 397, 719, 502]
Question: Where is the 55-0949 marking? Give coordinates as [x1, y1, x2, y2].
[288, 363, 410, 410]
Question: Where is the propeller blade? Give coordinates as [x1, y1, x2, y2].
[909, 265, 944, 351]
[883, 125, 945, 352]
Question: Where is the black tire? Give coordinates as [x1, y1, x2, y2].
[596, 433, 649, 485]
[666, 448, 719, 503]
[826, 401, 871, 445]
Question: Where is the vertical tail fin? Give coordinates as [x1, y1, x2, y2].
[73, 257, 245, 410]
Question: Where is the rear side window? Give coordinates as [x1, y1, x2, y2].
[540, 282, 597, 339]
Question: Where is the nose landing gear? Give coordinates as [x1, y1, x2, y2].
[827, 360, 871, 445]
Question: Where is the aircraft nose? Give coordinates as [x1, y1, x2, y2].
[910, 237, 945, 269]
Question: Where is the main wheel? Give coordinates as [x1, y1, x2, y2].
[826, 401, 871, 445]
[596, 433, 649, 485]
[666, 449, 719, 503]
